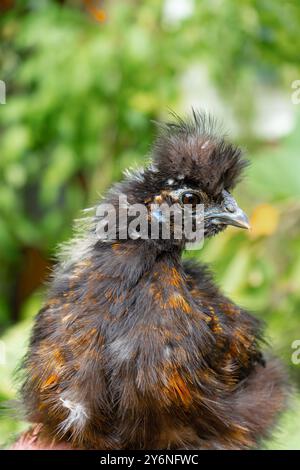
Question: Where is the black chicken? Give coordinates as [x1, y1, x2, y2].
[19, 112, 287, 450]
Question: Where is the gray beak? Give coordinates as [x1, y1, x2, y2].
[205, 190, 250, 230]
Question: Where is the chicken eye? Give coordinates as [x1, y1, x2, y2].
[179, 191, 201, 208]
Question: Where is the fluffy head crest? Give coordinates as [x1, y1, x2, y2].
[152, 111, 248, 196]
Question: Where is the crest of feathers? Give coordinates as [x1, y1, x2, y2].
[152, 110, 249, 195]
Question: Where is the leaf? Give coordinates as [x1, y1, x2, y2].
[250, 203, 280, 238]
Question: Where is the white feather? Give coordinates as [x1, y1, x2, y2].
[58, 395, 89, 436]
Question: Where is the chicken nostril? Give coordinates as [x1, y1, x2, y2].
[225, 202, 235, 213]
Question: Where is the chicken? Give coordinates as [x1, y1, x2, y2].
[20, 111, 287, 449]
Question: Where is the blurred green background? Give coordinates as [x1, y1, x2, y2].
[0, 0, 300, 449]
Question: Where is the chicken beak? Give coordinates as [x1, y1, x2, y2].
[210, 207, 250, 230]
[205, 191, 250, 230]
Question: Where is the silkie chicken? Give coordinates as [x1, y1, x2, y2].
[19, 112, 287, 450]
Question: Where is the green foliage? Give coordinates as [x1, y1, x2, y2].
[0, 0, 300, 449]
